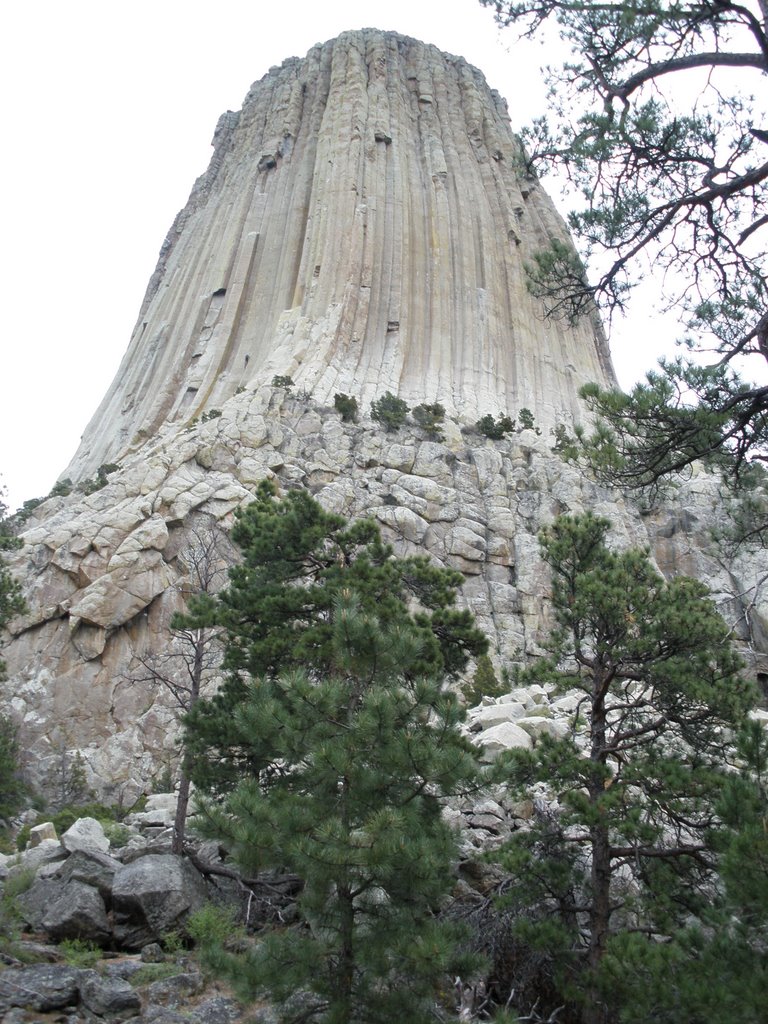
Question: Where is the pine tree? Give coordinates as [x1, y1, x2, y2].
[493, 513, 753, 1024]
[180, 484, 488, 1021]
[196, 594, 481, 1023]
[181, 481, 486, 795]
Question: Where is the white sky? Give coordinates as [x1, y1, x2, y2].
[0, 0, 676, 512]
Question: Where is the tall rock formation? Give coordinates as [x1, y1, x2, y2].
[4, 31, 766, 801]
[66, 29, 613, 483]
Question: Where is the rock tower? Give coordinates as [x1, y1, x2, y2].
[4, 31, 765, 800]
[66, 29, 614, 482]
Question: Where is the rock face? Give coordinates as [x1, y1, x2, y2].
[66, 29, 613, 483]
[2, 30, 766, 799]
[6, 393, 767, 797]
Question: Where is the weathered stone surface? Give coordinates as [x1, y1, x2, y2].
[65, 30, 615, 485]
[111, 854, 209, 949]
[0, 30, 765, 803]
[476, 722, 533, 761]
[79, 970, 142, 1019]
[61, 817, 110, 854]
[56, 847, 122, 899]
[29, 821, 57, 846]
[0, 964, 80, 1012]
[41, 879, 111, 944]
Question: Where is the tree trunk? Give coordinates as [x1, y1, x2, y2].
[171, 771, 191, 855]
[584, 665, 613, 1024]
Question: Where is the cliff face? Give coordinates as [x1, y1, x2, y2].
[66, 29, 613, 484]
[3, 31, 765, 801]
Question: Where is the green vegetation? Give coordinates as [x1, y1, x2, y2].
[476, 413, 515, 439]
[0, 488, 26, 824]
[492, 513, 754, 1023]
[271, 375, 294, 390]
[517, 407, 539, 434]
[333, 392, 359, 423]
[412, 401, 446, 440]
[484, 0, 768, 540]
[200, 409, 222, 423]
[59, 938, 102, 968]
[179, 483, 486, 1022]
[370, 391, 409, 432]
[77, 463, 120, 496]
[461, 653, 506, 707]
[187, 903, 243, 954]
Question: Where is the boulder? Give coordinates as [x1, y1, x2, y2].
[13, 837, 66, 875]
[28, 821, 57, 846]
[516, 717, 571, 742]
[146, 971, 205, 1008]
[56, 847, 122, 899]
[0, 964, 80, 1012]
[61, 816, 111, 854]
[16, 878, 67, 931]
[469, 702, 526, 730]
[41, 878, 111, 944]
[79, 969, 142, 1019]
[111, 854, 209, 949]
[476, 721, 533, 761]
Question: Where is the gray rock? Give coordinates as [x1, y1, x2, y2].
[29, 821, 57, 846]
[42, 879, 111, 944]
[191, 995, 243, 1023]
[16, 877, 67, 930]
[145, 971, 204, 1008]
[0, 963, 80, 1012]
[61, 817, 110, 854]
[79, 969, 142, 1018]
[14, 838, 67, 875]
[141, 941, 166, 962]
[475, 721, 533, 761]
[112, 854, 208, 949]
[56, 847, 122, 899]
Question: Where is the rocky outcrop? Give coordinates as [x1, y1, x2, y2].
[2, 31, 765, 800]
[65, 29, 614, 484]
[4, 388, 767, 799]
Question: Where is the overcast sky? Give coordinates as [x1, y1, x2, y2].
[0, 0, 676, 512]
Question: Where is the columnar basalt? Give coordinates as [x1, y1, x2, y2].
[65, 29, 613, 484]
[3, 31, 765, 800]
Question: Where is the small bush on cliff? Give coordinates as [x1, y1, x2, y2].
[334, 393, 358, 422]
[476, 413, 515, 439]
[371, 391, 409, 432]
[271, 375, 294, 390]
[412, 402, 446, 440]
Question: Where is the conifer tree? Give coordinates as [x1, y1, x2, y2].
[180, 484, 488, 1021]
[196, 593, 481, 1023]
[493, 513, 753, 1024]
[182, 481, 486, 794]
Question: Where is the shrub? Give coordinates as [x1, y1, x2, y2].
[518, 408, 541, 434]
[200, 409, 222, 423]
[271, 375, 294, 390]
[59, 938, 101, 968]
[476, 413, 515, 439]
[0, 715, 26, 820]
[371, 391, 409, 432]
[187, 903, 242, 951]
[333, 393, 358, 423]
[461, 654, 507, 707]
[412, 402, 446, 440]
